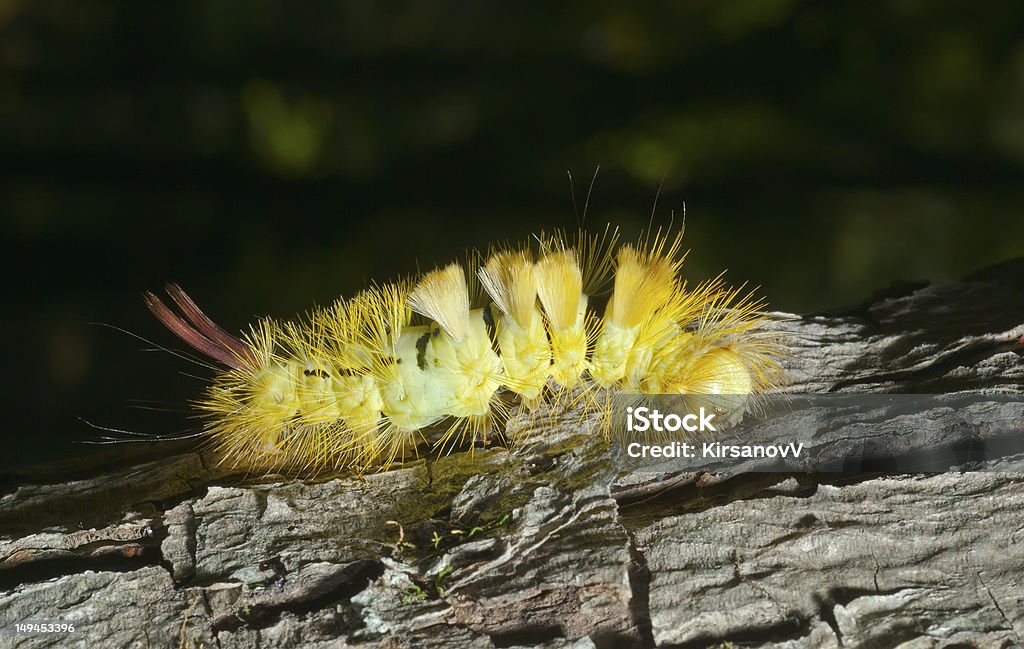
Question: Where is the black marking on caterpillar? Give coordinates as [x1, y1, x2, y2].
[415, 332, 431, 370]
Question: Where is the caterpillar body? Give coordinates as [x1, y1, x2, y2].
[145, 225, 785, 475]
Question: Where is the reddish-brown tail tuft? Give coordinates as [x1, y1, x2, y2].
[145, 286, 253, 372]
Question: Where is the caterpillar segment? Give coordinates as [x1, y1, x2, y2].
[146, 226, 785, 474]
[478, 250, 550, 407]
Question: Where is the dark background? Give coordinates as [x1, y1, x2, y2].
[4, 1, 1024, 470]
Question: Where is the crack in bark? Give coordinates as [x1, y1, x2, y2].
[829, 336, 1020, 392]
[975, 569, 1022, 644]
[0, 544, 164, 591]
[623, 528, 654, 649]
[212, 559, 384, 633]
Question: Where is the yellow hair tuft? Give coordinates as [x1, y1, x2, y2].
[407, 263, 472, 342]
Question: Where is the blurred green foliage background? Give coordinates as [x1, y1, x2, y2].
[4, 1, 1024, 468]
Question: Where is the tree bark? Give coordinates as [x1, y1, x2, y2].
[2, 260, 1023, 648]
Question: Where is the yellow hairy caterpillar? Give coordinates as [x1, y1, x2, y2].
[145, 225, 785, 475]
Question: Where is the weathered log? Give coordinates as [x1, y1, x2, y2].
[1, 260, 1022, 648]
